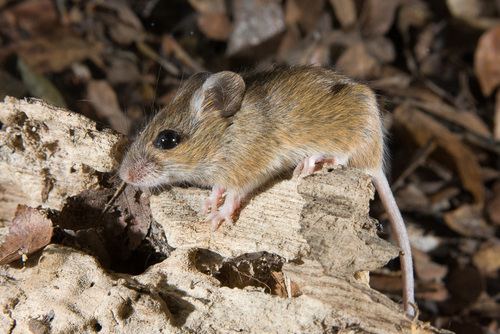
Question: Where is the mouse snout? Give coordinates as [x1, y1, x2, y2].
[119, 156, 156, 186]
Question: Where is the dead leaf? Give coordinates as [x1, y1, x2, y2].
[271, 271, 301, 297]
[415, 282, 449, 302]
[87, 80, 131, 135]
[17, 58, 66, 108]
[495, 90, 500, 140]
[360, 0, 401, 36]
[197, 12, 232, 41]
[188, 0, 226, 14]
[487, 181, 500, 226]
[329, 0, 357, 29]
[447, 0, 500, 29]
[188, 0, 232, 41]
[472, 241, 500, 274]
[227, 0, 286, 56]
[0, 205, 53, 264]
[336, 42, 381, 79]
[410, 100, 491, 138]
[87, 0, 144, 45]
[394, 105, 485, 207]
[444, 205, 494, 238]
[0, 70, 27, 100]
[474, 26, 500, 96]
[279, 19, 332, 66]
[1, 31, 104, 73]
[364, 36, 396, 63]
[397, 0, 431, 34]
[285, 0, 325, 33]
[413, 248, 448, 282]
[105, 56, 141, 85]
[395, 184, 430, 211]
[0, 0, 58, 39]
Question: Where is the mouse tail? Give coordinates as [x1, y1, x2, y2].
[372, 169, 415, 317]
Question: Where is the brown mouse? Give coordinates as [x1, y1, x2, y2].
[119, 66, 415, 316]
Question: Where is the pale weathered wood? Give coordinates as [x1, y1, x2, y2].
[0, 97, 127, 221]
[0, 98, 448, 333]
[151, 168, 398, 275]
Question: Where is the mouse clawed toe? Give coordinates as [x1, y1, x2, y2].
[294, 155, 340, 177]
[203, 190, 242, 231]
[206, 211, 233, 231]
[202, 185, 226, 215]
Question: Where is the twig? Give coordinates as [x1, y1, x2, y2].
[231, 265, 273, 294]
[163, 35, 205, 73]
[103, 181, 127, 213]
[463, 132, 500, 155]
[392, 139, 437, 191]
[136, 41, 180, 76]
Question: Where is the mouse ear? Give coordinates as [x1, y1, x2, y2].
[192, 71, 245, 118]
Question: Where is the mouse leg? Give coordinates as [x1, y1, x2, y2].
[293, 154, 344, 177]
[206, 190, 243, 231]
[202, 185, 226, 214]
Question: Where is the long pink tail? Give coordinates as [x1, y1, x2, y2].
[373, 169, 415, 317]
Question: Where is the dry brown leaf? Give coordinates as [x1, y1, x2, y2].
[271, 271, 301, 297]
[472, 242, 500, 274]
[444, 205, 494, 238]
[413, 249, 448, 282]
[395, 184, 430, 211]
[411, 100, 491, 138]
[474, 26, 500, 96]
[336, 42, 380, 79]
[1, 31, 104, 73]
[329, 0, 357, 29]
[487, 181, 500, 226]
[105, 56, 141, 85]
[394, 105, 485, 207]
[0, 0, 57, 39]
[87, 80, 131, 135]
[91, 0, 143, 31]
[188, 0, 226, 14]
[360, 0, 401, 36]
[88, 1, 144, 45]
[447, 0, 500, 29]
[415, 282, 449, 302]
[227, 0, 285, 56]
[0, 70, 27, 99]
[495, 90, 500, 140]
[285, 0, 325, 33]
[197, 13, 232, 41]
[0, 205, 53, 264]
[364, 36, 396, 64]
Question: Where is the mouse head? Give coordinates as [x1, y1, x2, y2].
[119, 71, 245, 188]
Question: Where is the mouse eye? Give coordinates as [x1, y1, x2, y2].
[153, 130, 181, 150]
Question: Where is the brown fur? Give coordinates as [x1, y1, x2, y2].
[120, 66, 414, 316]
[121, 66, 384, 193]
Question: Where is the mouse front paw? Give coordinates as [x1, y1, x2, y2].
[202, 185, 226, 215]
[204, 190, 242, 231]
[205, 211, 234, 231]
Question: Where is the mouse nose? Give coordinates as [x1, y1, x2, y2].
[119, 158, 153, 185]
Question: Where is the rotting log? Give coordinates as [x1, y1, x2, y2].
[0, 97, 449, 333]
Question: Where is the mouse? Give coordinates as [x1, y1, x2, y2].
[118, 65, 415, 317]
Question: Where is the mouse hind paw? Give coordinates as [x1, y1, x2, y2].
[293, 154, 346, 177]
